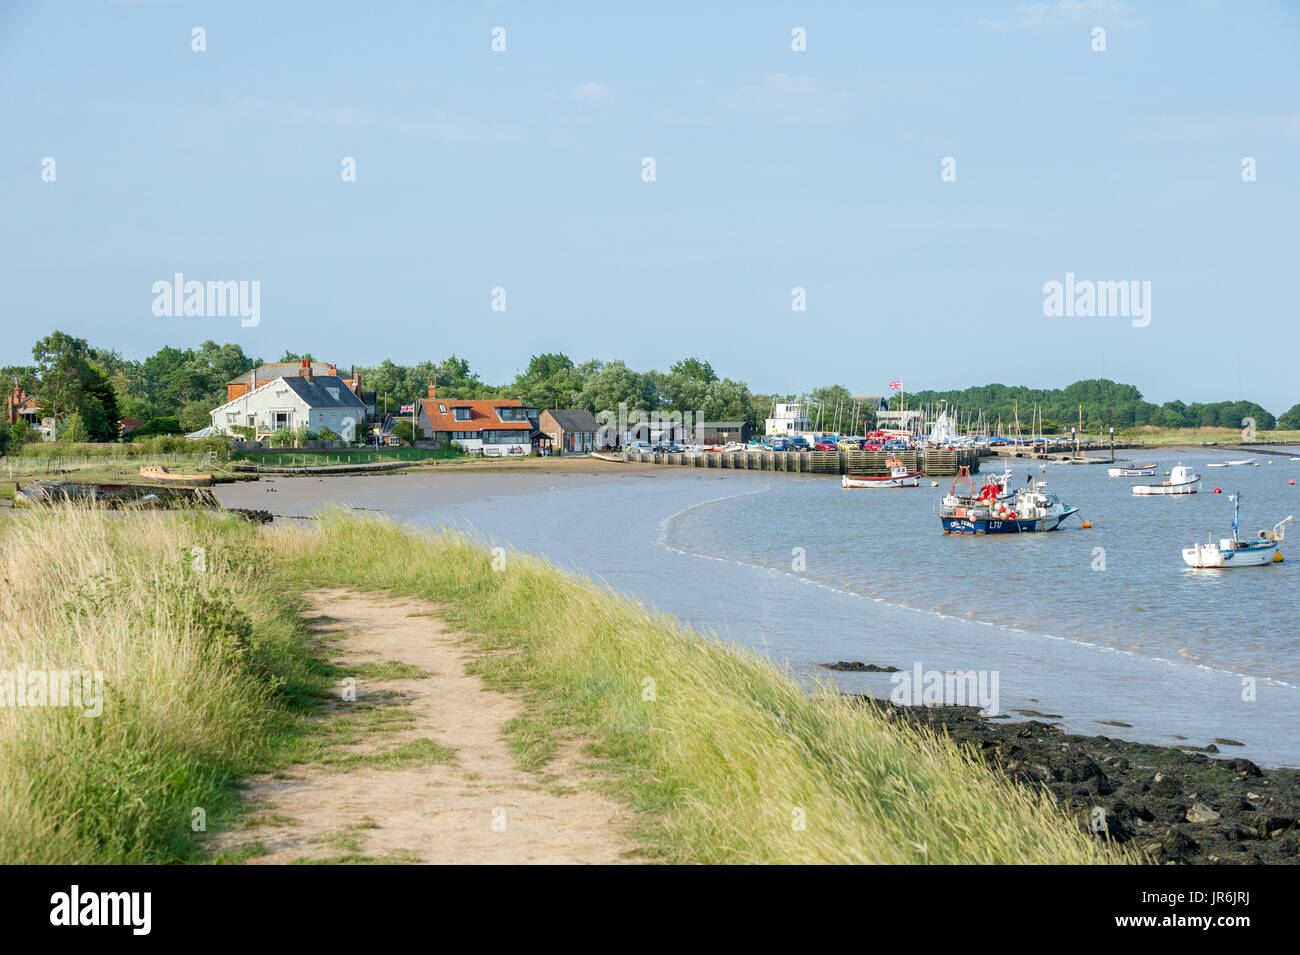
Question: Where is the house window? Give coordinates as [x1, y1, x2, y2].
[496, 407, 527, 422]
[453, 407, 472, 421]
[438, 404, 446, 414]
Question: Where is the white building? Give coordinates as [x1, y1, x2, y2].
[208, 373, 367, 440]
[765, 402, 812, 436]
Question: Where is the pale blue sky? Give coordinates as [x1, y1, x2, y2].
[2, 1, 1297, 410]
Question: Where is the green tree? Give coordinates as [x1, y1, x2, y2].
[511, 353, 582, 408]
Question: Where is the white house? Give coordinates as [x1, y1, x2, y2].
[209, 372, 367, 440]
[765, 402, 811, 436]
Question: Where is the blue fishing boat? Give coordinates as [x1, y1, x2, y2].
[937, 469, 1079, 534]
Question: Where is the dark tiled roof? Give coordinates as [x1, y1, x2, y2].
[543, 409, 600, 432]
[279, 376, 367, 409]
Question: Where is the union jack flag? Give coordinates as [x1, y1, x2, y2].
[400, 404, 415, 413]
[889, 380, 903, 390]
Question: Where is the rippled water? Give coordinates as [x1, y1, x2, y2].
[666, 450, 1300, 686]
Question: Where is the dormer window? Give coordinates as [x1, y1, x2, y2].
[495, 407, 527, 422]
[453, 407, 471, 421]
[326, 387, 339, 400]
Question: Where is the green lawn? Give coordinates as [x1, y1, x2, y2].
[235, 447, 462, 467]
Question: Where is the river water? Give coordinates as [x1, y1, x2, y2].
[218, 449, 1300, 767]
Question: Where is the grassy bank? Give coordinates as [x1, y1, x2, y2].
[273, 511, 1129, 864]
[234, 447, 462, 468]
[0, 508, 327, 863]
[1119, 426, 1300, 447]
[2, 506, 1130, 864]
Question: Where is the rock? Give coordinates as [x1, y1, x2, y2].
[1227, 758, 1264, 777]
[1160, 827, 1200, 864]
[1151, 773, 1184, 797]
[1187, 802, 1222, 824]
[821, 661, 899, 672]
[1213, 738, 1246, 747]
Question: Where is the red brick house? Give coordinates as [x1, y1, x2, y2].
[539, 409, 600, 454]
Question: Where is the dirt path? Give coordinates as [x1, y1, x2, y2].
[208, 588, 630, 864]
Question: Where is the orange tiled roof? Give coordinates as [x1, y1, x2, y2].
[419, 397, 530, 433]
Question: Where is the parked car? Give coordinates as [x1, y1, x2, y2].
[627, 440, 654, 453]
[814, 441, 838, 451]
[882, 439, 910, 451]
[787, 436, 813, 452]
[656, 442, 684, 453]
[837, 439, 862, 451]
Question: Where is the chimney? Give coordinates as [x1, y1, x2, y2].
[301, 358, 313, 382]
[328, 363, 337, 378]
[427, 381, 437, 400]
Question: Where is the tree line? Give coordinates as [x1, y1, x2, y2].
[898, 379, 1292, 434]
[2, 333, 1297, 454]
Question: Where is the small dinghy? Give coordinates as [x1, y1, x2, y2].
[1133, 463, 1200, 496]
[1227, 458, 1256, 466]
[1182, 493, 1291, 569]
[843, 461, 922, 489]
[1107, 462, 1157, 477]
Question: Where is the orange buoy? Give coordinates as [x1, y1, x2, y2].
[1082, 521, 1092, 529]
[1291, 479, 1296, 486]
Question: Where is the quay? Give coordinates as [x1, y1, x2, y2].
[620, 447, 982, 477]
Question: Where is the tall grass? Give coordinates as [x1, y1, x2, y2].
[275, 510, 1130, 864]
[0, 507, 319, 863]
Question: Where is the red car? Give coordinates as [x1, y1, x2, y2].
[814, 441, 838, 451]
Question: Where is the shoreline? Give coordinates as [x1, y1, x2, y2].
[862, 697, 1300, 864]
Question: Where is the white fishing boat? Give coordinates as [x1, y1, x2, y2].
[1107, 461, 1157, 477]
[1227, 458, 1256, 466]
[1182, 493, 1291, 569]
[1133, 463, 1200, 496]
[843, 461, 922, 489]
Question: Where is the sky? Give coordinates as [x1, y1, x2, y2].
[1, 0, 1298, 411]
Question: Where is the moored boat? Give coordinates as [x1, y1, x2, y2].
[1181, 493, 1291, 569]
[1133, 464, 1200, 496]
[1107, 461, 1157, 477]
[937, 470, 1079, 534]
[842, 461, 922, 489]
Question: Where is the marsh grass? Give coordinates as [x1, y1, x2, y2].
[272, 508, 1133, 865]
[2, 504, 1133, 864]
[0, 506, 330, 863]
